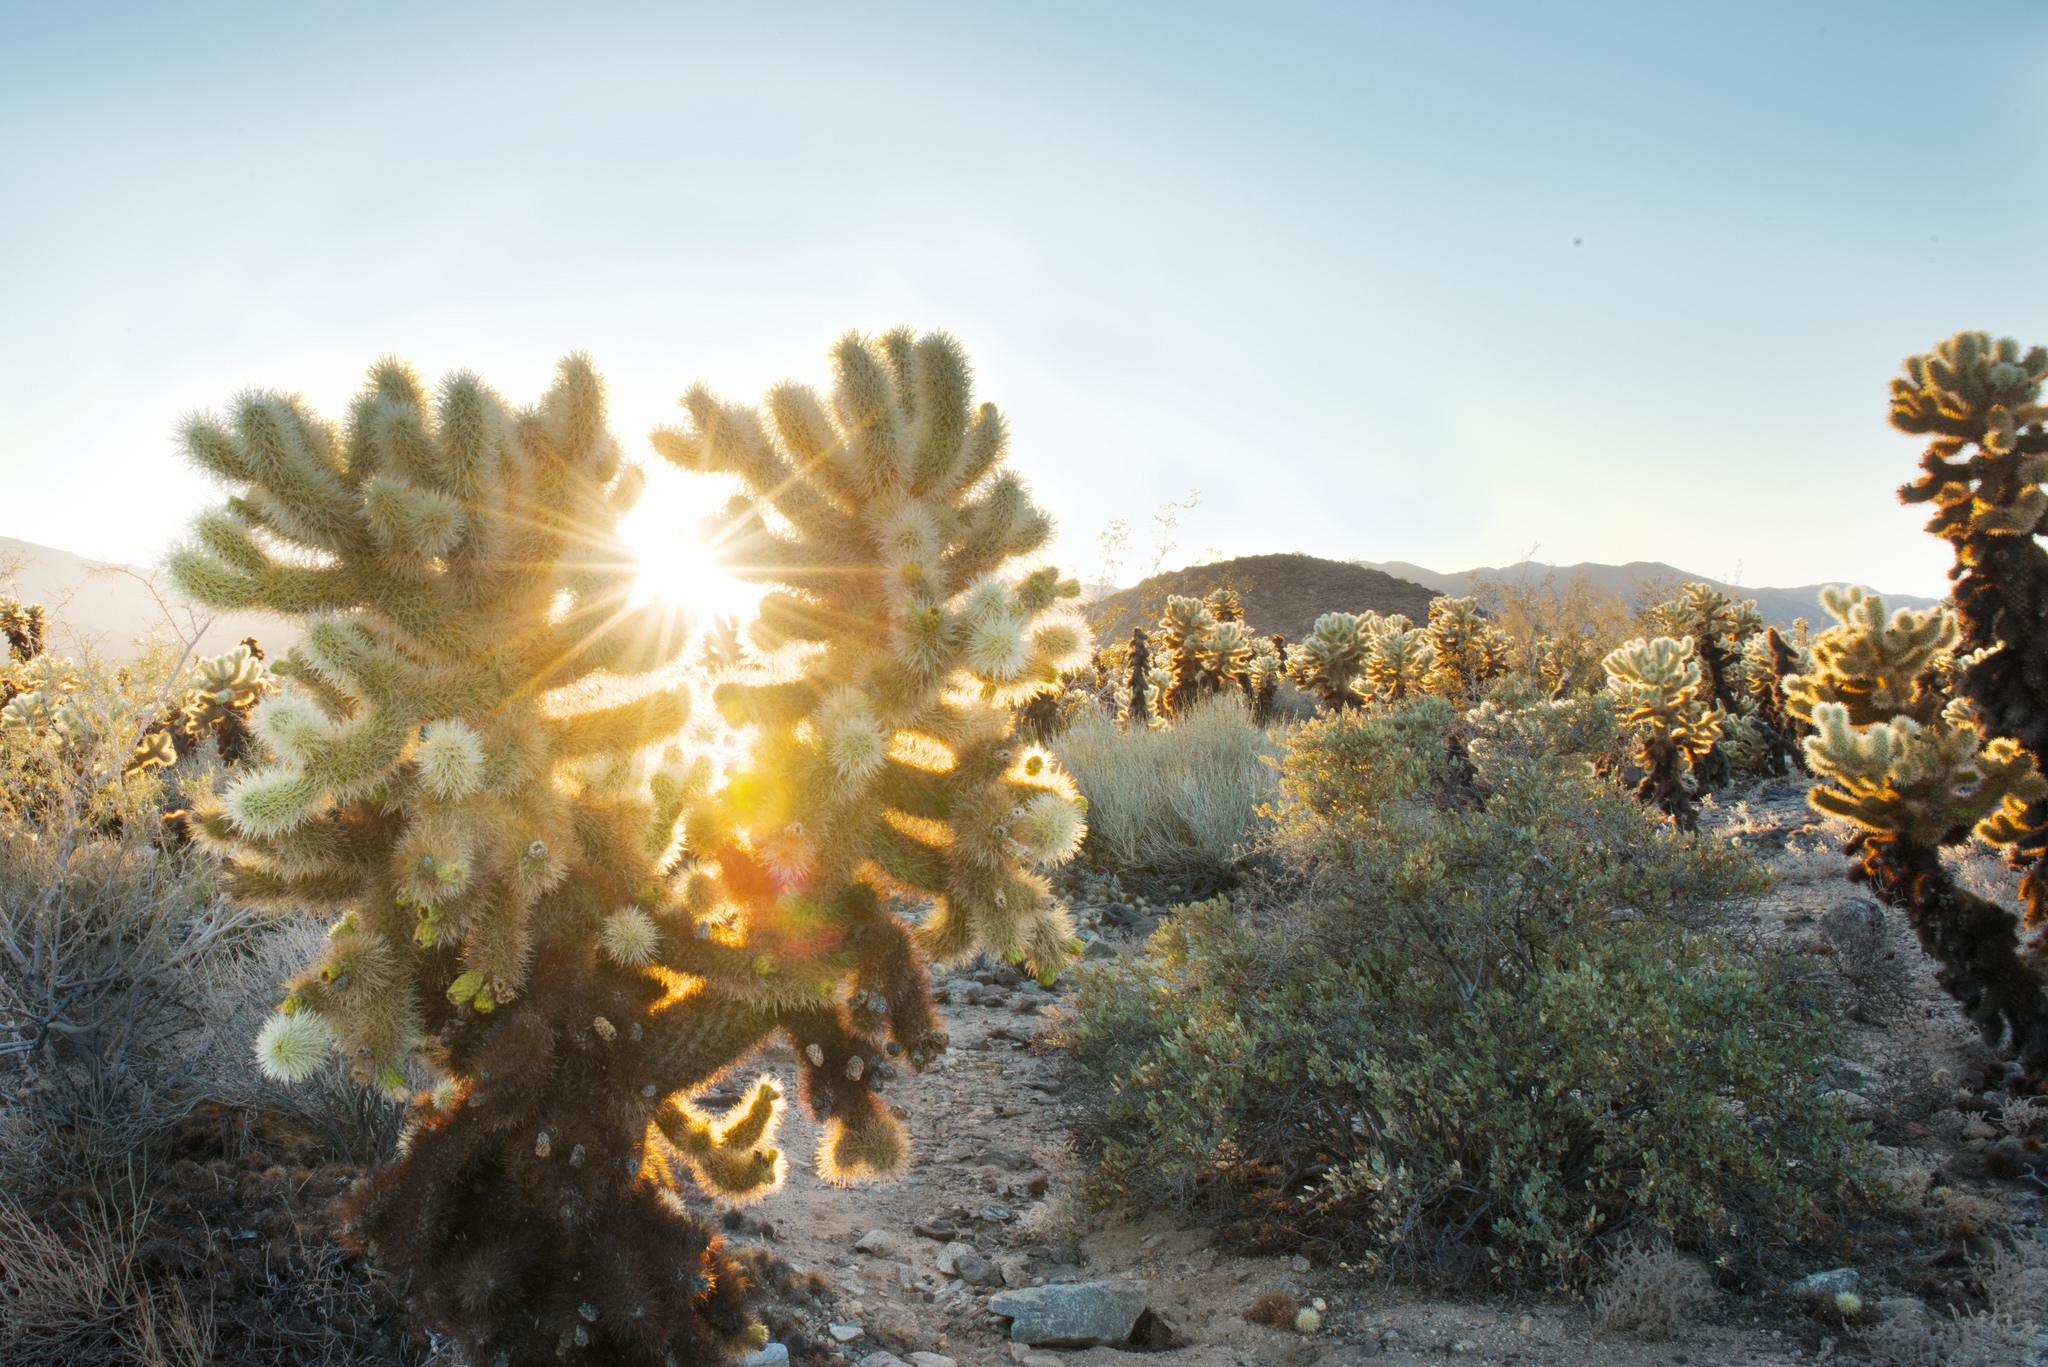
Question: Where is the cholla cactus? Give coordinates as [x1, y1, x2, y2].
[1790, 582, 2048, 1068]
[1197, 619, 1254, 695]
[1361, 617, 1436, 703]
[1421, 596, 1510, 699]
[1123, 627, 1154, 727]
[698, 614, 748, 672]
[1203, 586, 1243, 623]
[1, 597, 46, 668]
[1246, 635, 1284, 723]
[161, 355, 779, 1367]
[652, 328, 1090, 1184]
[1289, 612, 1371, 710]
[173, 638, 275, 763]
[1602, 636, 1723, 831]
[1157, 595, 1218, 714]
[1736, 626, 1811, 776]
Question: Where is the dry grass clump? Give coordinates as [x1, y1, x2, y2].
[1592, 1241, 1716, 1340]
[1817, 898, 1914, 1025]
[1242, 1290, 1299, 1327]
[1052, 693, 1281, 883]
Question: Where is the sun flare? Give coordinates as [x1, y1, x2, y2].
[618, 466, 764, 626]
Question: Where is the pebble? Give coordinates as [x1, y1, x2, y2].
[977, 1203, 1016, 1222]
[1021, 1356, 1065, 1367]
[914, 1219, 960, 1242]
[829, 1325, 865, 1343]
[1453, 1341, 1481, 1354]
[908, 1355, 957, 1367]
[859, 1355, 905, 1367]
[1291, 1255, 1312, 1272]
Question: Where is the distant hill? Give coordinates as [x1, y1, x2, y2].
[1359, 559, 1941, 629]
[1083, 554, 1441, 643]
[1, 535, 298, 661]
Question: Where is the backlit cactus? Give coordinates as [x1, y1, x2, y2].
[1158, 594, 1218, 715]
[652, 327, 1091, 1183]
[1601, 636, 1723, 831]
[162, 353, 780, 1366]
[1421, 596, 1510, 699]
[1789, 586, 2048, 1069]
[1288, 611, 1372, 710]
[0, 596, 46, 667]
[173, 638, 275, 763]
[1361, 615, 1435, 703]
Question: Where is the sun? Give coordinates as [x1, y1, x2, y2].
[617, 465, 765, 626]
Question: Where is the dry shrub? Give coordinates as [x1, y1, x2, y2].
[1593, 1241, 1716, 1340]
[1857, 1229, 2047, 1366]
[1052, 693, 1281, 883]
[0, 1186, 157, 1367]
[1242, 1290, 1299, 1327]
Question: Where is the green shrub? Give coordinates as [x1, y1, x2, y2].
[1051, 693, 1282, 888]
[1057, 697, 1875, 1287]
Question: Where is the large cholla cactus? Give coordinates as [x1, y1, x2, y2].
[1361, 614, 1435, 703]
[1893, 332, 2048, 921]
[1289, 611, 1372, 709]
[162, 355, 793, 1365]
[1789, 586, 2048, 1071]
[651, 328, 1091, 1179]
[1601, 636, 1723, 832]
[1156, 595, 1217, 714]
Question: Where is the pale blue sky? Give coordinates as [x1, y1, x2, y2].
[6, 1, 2045, 602]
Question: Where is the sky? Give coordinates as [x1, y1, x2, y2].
[6, 0, 2047, 606]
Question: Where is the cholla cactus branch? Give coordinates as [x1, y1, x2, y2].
[1602, 636, 1723, 832]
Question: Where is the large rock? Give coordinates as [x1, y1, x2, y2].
[953, 1251, 1005, 1288]
[1791, 1268, 1859, 1298]
[987, 1279, 1152, 1347]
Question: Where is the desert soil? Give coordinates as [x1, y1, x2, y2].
[696, 777, 2048, 1367]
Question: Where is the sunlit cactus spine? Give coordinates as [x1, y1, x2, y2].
[161, 353, 785, 1367]
[653, 327, 1091, 1185]
[1788, 584, 2048, 1071]
[1601, 636, 1723, 832]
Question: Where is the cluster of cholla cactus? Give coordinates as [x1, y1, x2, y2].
[173, 332, 1090, 1364]
[1285, 597, 1508, 711]
[1600, 635, 1724, 831]
[1635, 582, 1809, 782]
[1791, 330, 2048, 1076]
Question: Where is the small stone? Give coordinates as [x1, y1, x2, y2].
[1083, 939, 1117, 959]
[977, 1203, 1016, 1222]
[1791, 1268, 1859, 1297]
[741, 1346, 789, 1367]
[859, 1354, 906, 1367]
[1002, 1259, 1032, 1288]
[935, 1244, 963, 1276]
[908, 1355, 957, 1367]
[913, 1219, 960, 1242]
[854, 1229, 901, 1256]
[1141, 1233, 1167, 1249]
[1291, 1255, 1313, 1272]
[1453, 1342, 1481, 1354]
[829, 1325, 865, 1343]
[1314, 1346, 1381, 1365]
[1021, 1356, 1064, 1367]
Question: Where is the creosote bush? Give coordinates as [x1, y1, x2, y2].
[1057, 695, 1873, 1287]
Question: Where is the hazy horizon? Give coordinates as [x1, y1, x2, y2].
[8, 2, 2046, 602]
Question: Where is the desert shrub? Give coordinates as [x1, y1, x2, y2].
[1058, 697, 1874, 1287]
[1052, 692, 1282, 886]
[1592, 1239, 1716, 1340]
[1855, 1228, 2047, 1366]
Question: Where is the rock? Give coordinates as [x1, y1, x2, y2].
[859, 1355, 905, 1367]
[1291, 1255, 1313, 1272]
[1129, 1308, 1186, 1350]
[913, 1219, 960, 1242]
[935, 1244, 963, 1276]
[954, 1252, 1004, 1287]
[1021, 1356, 1065, 1367]
[987, 1279, 1153, 1347]
[1025, 1174, 1050, 1197]
[829, 1325, 865, 1343]
[743, 1346, 790, 1367]
[908, 1355, 957, 1367]
[854, 1229, 901, 1256]
[983, 1147, 1032, 1170]
[1453, 1342, 1481, 1355]
[1002, 1259, 1032, 1288]
[977, 1203, 1016, 1222]
[1791, 1268, 1859, 1297]
[1083, 939, 1118, 959]
[1873, 1298, 1930, 1324]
